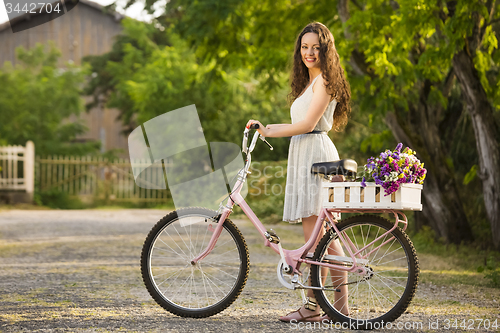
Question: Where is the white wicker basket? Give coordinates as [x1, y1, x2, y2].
[321, 181, 423, 211]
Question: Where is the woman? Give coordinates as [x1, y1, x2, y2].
[246, 21, 351, 322]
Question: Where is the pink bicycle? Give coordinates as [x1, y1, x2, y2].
[140, 124, 419, 330]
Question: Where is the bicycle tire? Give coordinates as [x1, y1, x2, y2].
[310, 215, 419, 330]
[140, 207, 250, 318]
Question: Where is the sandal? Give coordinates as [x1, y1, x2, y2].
[319, 312, 350, 322]
[279, 297, 321, 322]
[279, 308, 321, 322]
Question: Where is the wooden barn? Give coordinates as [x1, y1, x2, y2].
[0, 0, 129, 155]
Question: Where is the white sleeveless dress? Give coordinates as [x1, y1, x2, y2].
[283, 73, 340, 223]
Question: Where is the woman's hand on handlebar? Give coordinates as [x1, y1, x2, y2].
[246, 119, 269, 136]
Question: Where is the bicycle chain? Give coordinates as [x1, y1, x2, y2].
[323, 279, 366, 290]
[318, 261, 372, 289]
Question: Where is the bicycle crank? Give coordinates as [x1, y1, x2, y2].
[277, 258, 296, 290]
[276, 259, 319, 292]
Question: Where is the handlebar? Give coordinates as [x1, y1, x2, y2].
[242, 123, 273, 155]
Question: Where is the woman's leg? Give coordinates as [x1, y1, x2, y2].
[326, 238, 349, 315]
[279, 214, 323, 321]
[304, 215, 349, 316]
[301, 214, 324, 299]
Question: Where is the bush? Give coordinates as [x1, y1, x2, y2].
[39, 189, 84, 209]
[477, 254, 500, 288]
[232, 160, 288, 224]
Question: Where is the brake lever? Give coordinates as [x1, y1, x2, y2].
[248, 123, 273, 150]
[259, 136, 273, 150]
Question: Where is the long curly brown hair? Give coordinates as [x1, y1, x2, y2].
[287, 22, 351, 131]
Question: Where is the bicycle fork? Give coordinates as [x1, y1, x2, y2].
[190, 208, 231, 265]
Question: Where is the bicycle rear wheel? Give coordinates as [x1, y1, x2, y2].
[311, 215, 419, 330]
[141, 207, 249, 318]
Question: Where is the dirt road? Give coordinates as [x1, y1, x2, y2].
[0, 209, 498, 332]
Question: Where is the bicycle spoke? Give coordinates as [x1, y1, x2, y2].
[367, 227, 381, 258]
[367, 279, 395, 306]
[159, 266, 190, 290]
[373, 267, 408, 275]
[373, 238, 398, 266]
[202, 263, 239, 281]
[166, 269, 192, 302]
[369, 231, 390, 262]
[157, 236, 188, 260]
[374, 273, 408, 289]
[199, 269, 233, 294]
[360, 225, 367, 256]
[189, 269, 193, 307]
[376, 255, 409, 267]
[369, 280, 385, 313]
[154, 264, 189, 284]
[198, 265, 211, 307]
[202, 247, 239, 262]
[171, 223, 192, 258]
[350, 227, 360, 257]
[152, 247, 182, 255]
[199, 223, 210, 255]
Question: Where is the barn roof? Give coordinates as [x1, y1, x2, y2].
[0, 0, 125, 33]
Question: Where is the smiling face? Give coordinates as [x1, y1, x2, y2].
[301, 32, 321, 69]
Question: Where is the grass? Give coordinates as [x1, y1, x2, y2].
[409, 226, 500, 288]
[409, 301, 496, 316]
[0, 203, 51, 211]
[419, 268, 493, 288]
[93, 203, 175, 210]
[0, 201, 175, 212]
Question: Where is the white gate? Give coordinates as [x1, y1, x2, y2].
[0, 141, 35, 200]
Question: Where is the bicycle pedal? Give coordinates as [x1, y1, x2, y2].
[264, 229, 280, 244]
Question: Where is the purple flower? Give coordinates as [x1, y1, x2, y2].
[360, 143, 426, 194]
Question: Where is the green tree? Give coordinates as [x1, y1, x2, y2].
[83, 18, 293, 161]
[447, 0, 500, 250]
[0, 42, 99, 155]
[334, 0, 500, 248]
[151, 0, 500, 248]
[90, 1, 500, 247]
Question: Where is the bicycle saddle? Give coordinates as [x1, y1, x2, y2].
[311, 159, 358, 178]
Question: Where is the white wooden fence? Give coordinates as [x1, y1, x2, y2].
[0, 141, 35, 198]
[1, 142, 170, 204]
[36, 155, 170, 203]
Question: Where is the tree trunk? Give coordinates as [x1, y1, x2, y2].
[453, 50, 500, 250]
[337, 0, 473, 244]
[385, 110, 474, 244]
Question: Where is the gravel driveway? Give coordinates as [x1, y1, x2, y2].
[0, 209, 498, 332]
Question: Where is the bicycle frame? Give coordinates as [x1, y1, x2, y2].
[191, 129, 409, 278]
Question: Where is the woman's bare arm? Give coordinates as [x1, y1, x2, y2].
[248, 75, 331, 138]
[266, 124, 290, 129]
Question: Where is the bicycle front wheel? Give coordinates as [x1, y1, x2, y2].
[311, 215, 419, 330]
[140, 207, 249, 318]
